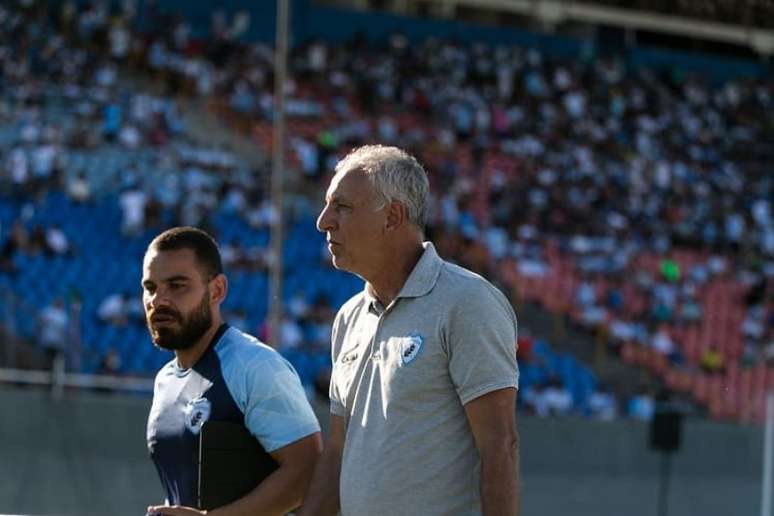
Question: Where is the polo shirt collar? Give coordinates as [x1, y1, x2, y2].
[364, 242, 443, 312]
[399, 241, 443, 298]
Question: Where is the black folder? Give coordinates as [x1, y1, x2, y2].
[197, 420, 279, 510]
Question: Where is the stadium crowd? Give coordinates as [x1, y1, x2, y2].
[146, 9, 772, 419]
[0, 1, 772, 421]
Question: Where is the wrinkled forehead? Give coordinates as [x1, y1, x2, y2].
[326, 166, 375, 201]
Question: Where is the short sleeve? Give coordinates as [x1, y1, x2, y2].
[446, 283, 519, 405]
[241, 354, 321, 452]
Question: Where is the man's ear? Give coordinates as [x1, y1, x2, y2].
[384, 201, 406, 231]
[210, 274, 228, 304]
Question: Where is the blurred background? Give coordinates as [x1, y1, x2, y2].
[0, 0, 771, 515]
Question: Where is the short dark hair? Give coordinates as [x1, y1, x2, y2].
[148, 227, 223, 279]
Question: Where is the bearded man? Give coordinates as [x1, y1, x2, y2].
[142, 227, 321, 516]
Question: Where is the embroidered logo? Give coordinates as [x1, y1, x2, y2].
[400, 334, 424, 365]
[340, 351, 359, 364]
[183, 397, 211, 435]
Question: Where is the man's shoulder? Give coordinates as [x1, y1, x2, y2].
[216, 327, 283, 367]
[436, 260, 500, 298]
[434, 260, 516, 319]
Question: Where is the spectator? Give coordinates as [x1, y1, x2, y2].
[288, 290, 311, 320]
[28, 225, 50, 255]
[1, 221, 29, 265]
[589, 384, 618, 421]
[65, 170, 92, 203]
[119, 185, 147, 235]
[119, 123, 142, 148]
[278, 315, 303, 352]
[516, 334, 535, 364]
[522, 382, 551, 418]
[97, 292, 129, 326]
[700, 345, 725, 374]
[38, 298, 69, 368]
[98, 346, 123, 375]
[45, 224, 70, 255]
[627, 387, 655, 421]
[5, 144, 29, 195]
[660, 258, 681, 283]
[219, 239, 247, 270]
[543, 376, 574, 416]
[651, 325, 682, 364]
[677, 287, 703, 325]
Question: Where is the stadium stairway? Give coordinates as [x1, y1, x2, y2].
[517, 300, 646, 398]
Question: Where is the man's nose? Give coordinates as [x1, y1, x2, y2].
[147, 291, 171, 310]
[316, 205, 334, 233]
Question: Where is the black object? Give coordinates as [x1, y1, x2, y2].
[650, 393, 683, 516]
[650, 407, 682, 452]
[198, 421, 279, 510]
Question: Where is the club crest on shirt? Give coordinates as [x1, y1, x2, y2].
[183, 396, 211, 435]
[399, 334, 424, 365]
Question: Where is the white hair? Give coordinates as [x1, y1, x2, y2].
[335, 145, 430, 228]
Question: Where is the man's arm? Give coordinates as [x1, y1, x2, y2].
[147, 432, 322, 516]
[296, 414, 347, 516]
[464, 387, 520, 516]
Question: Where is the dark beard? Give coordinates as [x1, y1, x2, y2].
[146, 292, 213, 351]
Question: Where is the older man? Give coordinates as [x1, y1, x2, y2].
[301, 145, 520, 516]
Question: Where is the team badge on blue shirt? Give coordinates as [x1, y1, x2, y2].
[400, 334, 424, 365]
[183, 396, 211, 435]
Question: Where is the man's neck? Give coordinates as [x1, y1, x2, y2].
[367, 241, 424, 308]
[175, 318, 224, 370]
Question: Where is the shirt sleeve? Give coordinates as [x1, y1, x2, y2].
[240, 353, 321, 452]
[445, 282, 519, 405]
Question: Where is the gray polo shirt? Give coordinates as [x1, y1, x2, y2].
[329, 242, 519, 516]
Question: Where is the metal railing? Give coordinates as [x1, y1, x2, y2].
[0, 366, 153, 398]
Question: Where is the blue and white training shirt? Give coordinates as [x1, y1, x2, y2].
[146, 324, 320, 507]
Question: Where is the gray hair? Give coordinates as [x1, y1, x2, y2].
[335, 145, 430, 229]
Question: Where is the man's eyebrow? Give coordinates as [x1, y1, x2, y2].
[328, 194, 351, 204]
[163, 275, 191, 283]
[142, 275, 191, 286]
